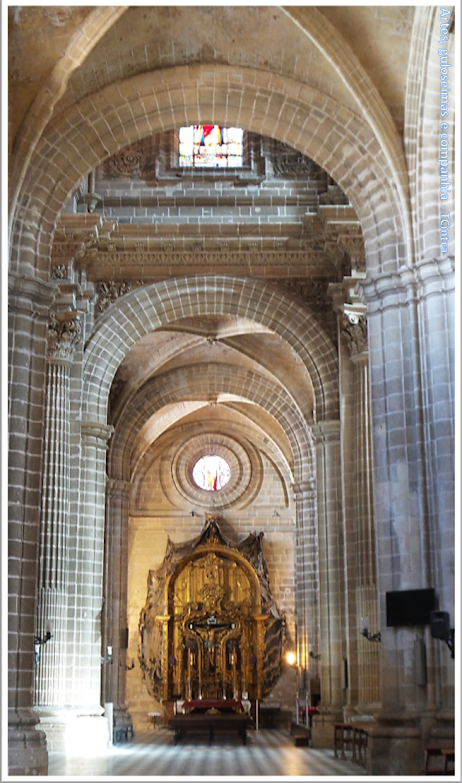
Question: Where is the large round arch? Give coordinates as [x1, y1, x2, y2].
[11, 65, 407, 280]
[108, 362, 315, 486]
[83, 276, 339, 424]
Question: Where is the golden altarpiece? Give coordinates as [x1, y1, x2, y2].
[139, 517, 286, 702]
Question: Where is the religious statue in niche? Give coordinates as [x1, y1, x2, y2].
[138, 516, 286, 703]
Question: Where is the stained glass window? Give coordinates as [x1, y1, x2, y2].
[192, 455, 231, 491]
[179, 126, 244, 168]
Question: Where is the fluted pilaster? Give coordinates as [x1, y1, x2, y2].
[293, 479, 318, 691]
[340, 312, 380, 710]
[311, 420, 344, 714]
[35, 313, 81, 707]
[103, 478, 132, 724]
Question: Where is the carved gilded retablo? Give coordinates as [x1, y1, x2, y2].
[139, 517, 285, 702]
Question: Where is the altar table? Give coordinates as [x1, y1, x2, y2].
[168, 712, 254, 745]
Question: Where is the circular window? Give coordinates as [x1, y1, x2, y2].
[192, 455, 231, 491]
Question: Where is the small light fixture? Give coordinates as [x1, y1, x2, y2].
[361, 616, 381, 643]
[34, 627, 53, 664]
[286, 651, 296, 666]
[101, 645, 113, 665]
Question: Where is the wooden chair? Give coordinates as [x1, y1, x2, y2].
[334, 723, 353, 760]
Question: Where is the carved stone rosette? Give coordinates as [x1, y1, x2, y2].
[106, 141, 148, 178]
[47, 313, 81, 362]
[341, 312, 368, 356]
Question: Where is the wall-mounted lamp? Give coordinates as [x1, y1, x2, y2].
[286, 651, 296, 666]
[309, 650, 321, 660]
[430, 611, 454, 658]
[361, 616, 381, 643]
[272, 510, 279, 517]
[34, 630, 52, 664]
[101, 645, 113, 665]
[125, 659, 135, 670]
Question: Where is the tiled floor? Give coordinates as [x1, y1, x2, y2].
[48, 728, 368, 778]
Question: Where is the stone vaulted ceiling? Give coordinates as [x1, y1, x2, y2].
[8, 5, 416, 511]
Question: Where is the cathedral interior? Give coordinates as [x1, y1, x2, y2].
[7, 5, 456, 778]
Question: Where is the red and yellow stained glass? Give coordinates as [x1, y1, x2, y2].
[192, 455, 231, 491]
[179, 125, 243, 167]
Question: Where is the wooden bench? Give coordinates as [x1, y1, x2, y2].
[290, 722, 311, 747]
[425, 745, 455, 775]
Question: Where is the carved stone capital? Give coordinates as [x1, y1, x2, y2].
[340, 312, 368, 356]
[47, 312, 81, 362]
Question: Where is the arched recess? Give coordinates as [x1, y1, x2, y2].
[108, 363, 315, 486]
[83, 276, 338, 424]
[10, 65, 407, 279]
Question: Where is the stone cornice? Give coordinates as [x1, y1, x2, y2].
[80, 421, 114, 445]
[8, 272, 56, 310]
[106, 477, 132, 498]
[311, 420, 341, 444]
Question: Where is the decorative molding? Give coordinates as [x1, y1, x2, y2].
[90, 249, 324, 270]
[340, 312, 368, 356]
[47, 312, 82, 361]
[51, 264, 68, 280]
[95, 280, 146, 317]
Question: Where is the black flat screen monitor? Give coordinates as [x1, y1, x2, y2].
[386, 588, 436, 627]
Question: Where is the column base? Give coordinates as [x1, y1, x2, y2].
[366, 720, 422, 775]
[35, 706, 109, 753]
[8, 725, 48, 776]
[311, 709, 344, 749]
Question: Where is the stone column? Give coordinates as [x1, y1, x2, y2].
[293, 480, 319, 694]
[8, 273, 55, 776]
[102, 478, 133, 728]
[33, 311, 81, 745]
[311, 420, 345, 745]
[358, 258, 455, 774]
[340, 311, 380, 714]
[65, 420, 114, 749]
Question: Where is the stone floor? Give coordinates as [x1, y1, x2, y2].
[48, 728, 368, 777]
